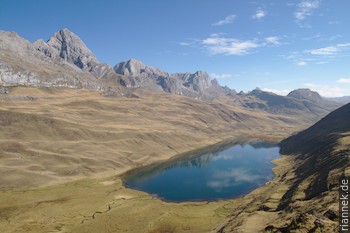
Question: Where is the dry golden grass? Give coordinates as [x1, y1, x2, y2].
[0, 86, 305, 189]
[0, 86, 330, 233]
[0, 176, 233, 233]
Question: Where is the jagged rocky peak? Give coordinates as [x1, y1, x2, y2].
[174, 70, 211, 92]
[45, 28, 98, 70]
[114, 58, 168, 77]
[248, 87, 264, 96]
[288, 88, 322, 101]
[33, 39, 58, 59]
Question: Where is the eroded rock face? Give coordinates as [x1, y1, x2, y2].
[46, 28, 98, 70]
[173, 71, 211, 92]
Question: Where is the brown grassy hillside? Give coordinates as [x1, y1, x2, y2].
[213, 103, 349, 233]
[0, 86, 311, 189]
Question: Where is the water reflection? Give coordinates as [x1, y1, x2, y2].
[123, 140, 279, 201]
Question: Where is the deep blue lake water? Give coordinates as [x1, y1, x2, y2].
[123, 141, 280, 202]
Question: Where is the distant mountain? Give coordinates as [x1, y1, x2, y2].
[325, 95, 350, 104]
[287, 88, 322, 102]
[114, 59, 234, 99]
[236, 88, 340, 119]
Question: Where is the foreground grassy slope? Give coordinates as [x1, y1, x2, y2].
[213, 103, 349, 233]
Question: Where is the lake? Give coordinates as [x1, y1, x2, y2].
[123, 141, 280, 202]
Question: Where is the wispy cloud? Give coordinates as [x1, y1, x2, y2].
[307, 46, 338, 55]
[283, 43, 350, 65]
[200, 34, 280, 56]
[264, 36, 280, 45]
[304, 83, 348, 97]
[294, 0, 320, 22]
[337, 78, 350, 84]
[212, 14, 236, 26]
[203, 37, 259, 55]
[252, 9, 266, 20]
[210, 73, 240, 79]
[307, 43, 350, 56]
[179, 42, 191, 46]
[297, 61, 307, 66]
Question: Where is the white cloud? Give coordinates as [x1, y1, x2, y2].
[297, 61, 307, 66]
[294, 0, 320, 21]
[337, 43, 350, 47]
[200, 34, 281, 56]
[304, 83, 348, 97]
[315, 61, 328, 65]
[210, 73, 240, 79]
[264, 36, 280, 45]
[337, 78, 350, 84]
[252, 9, 266, 20]
[307, 43, 350, 56]
[307, 46, 338, 55]
[208, 168, 261, 188]
[212, 14, 236, 26]
[284, 42, 350, 65]
[262, 88, 290, 96]
[179, 42, 191, 46]
[202, 36, 260, 55]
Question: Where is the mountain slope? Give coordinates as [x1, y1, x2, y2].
[279, 102, 350, 203]
[213, 103, 349, 233]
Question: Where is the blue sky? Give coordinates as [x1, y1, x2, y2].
[1, 0, 350, 97]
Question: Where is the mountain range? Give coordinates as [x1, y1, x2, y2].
[0, 28, 342, 121]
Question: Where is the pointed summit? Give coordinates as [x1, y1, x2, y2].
[47, 28, 98, 70]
